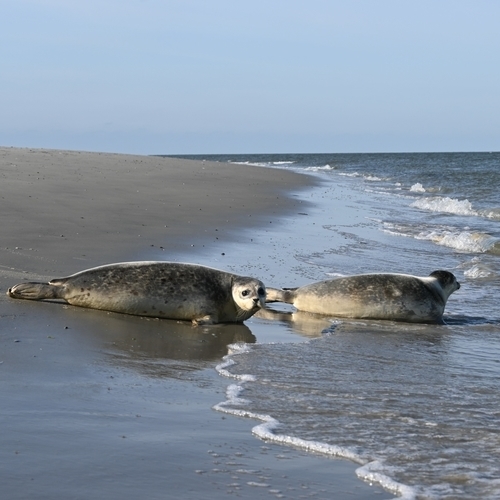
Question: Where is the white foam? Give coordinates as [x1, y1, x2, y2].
[410, 196, 478, 216]
[382, 221, 500, 255]
[381, 227, 413, 238]
[304, 164, 334, 172]
[356, 461, 417, 500]
[410, 183, 426, 193]
[481, 207, 500, 221]
[257, 423, 364, 463]
[246, 481, 270, 487]
[215, 343, 256, 381]
[380, 221, 418, 238]
[214, 342, 416, 499]
[225, 383, 251, 405]
[230, 161, 270, 167]
[464, 264, 496, 279]
[338, 171, 385, 181]
[339, 171, 360, 177]
[215, 385, 364, 465]
[416, 230, 499, 254]
[272, 161, 295, 165]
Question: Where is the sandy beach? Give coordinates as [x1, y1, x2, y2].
[1, 147, 389, 499]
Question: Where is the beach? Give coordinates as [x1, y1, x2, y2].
[0, 148, 388, 499]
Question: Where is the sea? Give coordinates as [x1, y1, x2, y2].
[170, 153, 500, 499]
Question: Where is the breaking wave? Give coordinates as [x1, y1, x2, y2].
[411, 196, 478, 216]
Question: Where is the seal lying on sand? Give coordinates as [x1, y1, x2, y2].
[7, 261, 266, 325]
[266, 271, 460, 323]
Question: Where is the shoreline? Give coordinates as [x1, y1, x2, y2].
[1, 147, 388, 499]
[0, 146, 316, 276]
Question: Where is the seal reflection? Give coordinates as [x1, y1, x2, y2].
[66, 307, 256, 378]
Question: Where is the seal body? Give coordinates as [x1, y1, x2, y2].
[7, 261, 266, 325]
[266, 271, 460, 323]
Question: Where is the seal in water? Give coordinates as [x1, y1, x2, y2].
[7, 261, 266, 325]
[266, 270, 460, 323]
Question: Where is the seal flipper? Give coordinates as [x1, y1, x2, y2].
[265, 287, 297, 304]
[192, 315, 216, 326]
[7, 282, 63, 301]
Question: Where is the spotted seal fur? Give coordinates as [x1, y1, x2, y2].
[7, 261, 266, 325]
[266, 271, 460, 323]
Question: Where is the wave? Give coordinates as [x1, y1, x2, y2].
[464, 263, 497, 279]
[416, 230, 500, 254]
[230, 160, 271, 167]
[214, 343, 417, 500]
[338, 172, 359, 177]
[304, 164, 334, 172]
[338, 171, 384, 181]
[410, 183, 426, 193]
[381, 222, 415, 238]
[482, 207, 500, 221]
[410, 196, 478, 216]
[382, 222, 500, 255]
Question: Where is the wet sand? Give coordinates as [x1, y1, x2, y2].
[0, 147, 389, 499]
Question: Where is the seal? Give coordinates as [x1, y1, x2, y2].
[266, 270, 460, 323]
[7, 261, 266, 325]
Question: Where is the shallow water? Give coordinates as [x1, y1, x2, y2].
[172, 153, 500, 499]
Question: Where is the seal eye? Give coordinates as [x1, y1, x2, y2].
[258, 287, 265, 296]
[241, 290, 250, 297]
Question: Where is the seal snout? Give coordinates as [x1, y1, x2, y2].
[7, 285, 22, 298]
[255, 298, 266, 311]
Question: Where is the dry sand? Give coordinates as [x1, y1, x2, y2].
[0, 147, 388, 499]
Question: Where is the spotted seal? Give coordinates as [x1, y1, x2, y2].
[266, 270, 460, 323]
[7, 261, 266, 325]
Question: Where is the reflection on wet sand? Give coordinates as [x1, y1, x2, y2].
[256, 307, 332, 338]
[257, 306, 453, 341]
[64, 307, 256, 378]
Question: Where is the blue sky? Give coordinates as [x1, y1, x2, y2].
[1, 0, 499, 154]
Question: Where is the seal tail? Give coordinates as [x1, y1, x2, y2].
[265, 287, 296, 304]
[7, 282, 62, 301]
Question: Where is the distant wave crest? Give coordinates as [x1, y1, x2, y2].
[482, 207, 500, 221]
[410, 183, 426, 193]
[410, 196, 477, 216]
[230, 160, 270, 167]
[417, 230, 500, 254]
[338, 171, 384, 181]
[464, 264, 497, 279]
[304, 164, 334, 172]
[382, 221, 500, 255]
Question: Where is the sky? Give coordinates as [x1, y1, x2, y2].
[1, 0, 499, 154]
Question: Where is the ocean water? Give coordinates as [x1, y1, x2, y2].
[173, 153, 500, 499]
